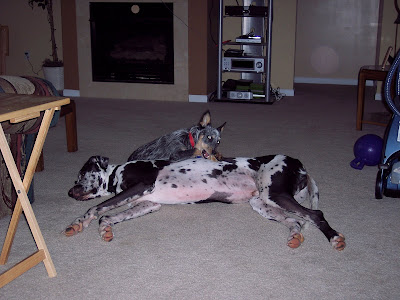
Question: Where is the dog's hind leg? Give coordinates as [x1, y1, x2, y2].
[249, 197, 305, 249]
[265, 193, 345, 251]
[98, 201, 161, 242]
[293, 175, 319, 210]
[306, 176, 319, 210]
[293, 175, 319, 230]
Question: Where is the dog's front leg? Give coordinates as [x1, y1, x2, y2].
[212, 150, 224, 161]
[98, 201, 162, 242]
[249, 196, 305, 249]
[64, 206, 99, 237]
[64, 184, 155, 237]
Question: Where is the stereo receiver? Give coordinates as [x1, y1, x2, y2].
[222, 57, 264, 73]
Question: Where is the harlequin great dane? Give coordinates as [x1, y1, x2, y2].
[65, 155, 346, 251]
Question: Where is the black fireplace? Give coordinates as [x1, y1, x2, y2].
[90, 2, 174, 84]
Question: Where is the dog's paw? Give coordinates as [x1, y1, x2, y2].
[64, 223, 83, 237]
[213, 151, 223, 161]
[287, 233, 304, 248]
[100, 226, 114, 242]
[331, 233, 346, 251]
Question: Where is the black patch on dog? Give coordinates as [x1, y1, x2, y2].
[154, 160, 171, 169]
[221, 157, 236, 164]
[222, 163, 238, 172]
[179, 169, 186, 174]
[171, 184, 178, 188]
[120, 161, 159, 191]
[247, 155, 277, 171]
[208, 169, 223, 178]
[202, 179, 207, 183]
[247, 158, 261, 171]
[107, 165, 121, 193]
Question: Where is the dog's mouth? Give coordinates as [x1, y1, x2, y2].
[68, 186, 98, 201]
[202, 149, 210, 159]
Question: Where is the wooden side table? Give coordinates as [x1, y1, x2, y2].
[356, 65, 390, 130]
[0, 93, 70, 288]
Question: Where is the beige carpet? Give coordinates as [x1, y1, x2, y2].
[1, 84, 398, 299]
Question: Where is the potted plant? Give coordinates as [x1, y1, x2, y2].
[28, 0, 64, 90]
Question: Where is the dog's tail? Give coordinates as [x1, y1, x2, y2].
[307, 175, 319, 210]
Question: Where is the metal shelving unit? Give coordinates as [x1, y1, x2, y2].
[215, 0, 273, 104]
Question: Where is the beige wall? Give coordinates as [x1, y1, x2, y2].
[294, 0, 398, 92]
[376, 0, 398, 93]
[0, 0, 63, 77]
[271, 0, 296, 92]
[295, 0, 380, 84]
[378, 0, 398, 61]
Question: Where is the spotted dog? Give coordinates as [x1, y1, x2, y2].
[127, 110, 226, 162]
[65, 155, 346, 250]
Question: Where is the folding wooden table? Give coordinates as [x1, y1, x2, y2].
[0, 93, 70, 288]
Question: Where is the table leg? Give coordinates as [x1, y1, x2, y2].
[356, 71, 366, 131]
[0, 108, 57, 288]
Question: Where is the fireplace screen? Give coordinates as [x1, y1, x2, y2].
[90, 2, 174, 84]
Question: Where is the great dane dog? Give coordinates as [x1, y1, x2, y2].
[65, 155, 346, 251]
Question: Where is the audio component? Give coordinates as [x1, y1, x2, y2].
[222, 57, 264, 73]
[225, 6, 268, 17]
[227, 91, 253, 100]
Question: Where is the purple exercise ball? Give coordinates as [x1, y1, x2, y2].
[350, 134, 383, 170]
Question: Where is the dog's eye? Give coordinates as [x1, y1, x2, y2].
[217, 140, 220, 144]
[207, 135, 212, 140]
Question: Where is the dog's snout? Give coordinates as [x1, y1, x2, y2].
[68, 185, 83, 198]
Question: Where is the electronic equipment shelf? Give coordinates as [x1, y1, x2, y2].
[215, 0, 273, 104]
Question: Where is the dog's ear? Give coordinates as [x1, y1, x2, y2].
[217, 122, 226, 133]
[98, 156, 109, 170]
[198, 110, 211, 127]
[89, 156, 100, 163]
[89, 156, 109, 169]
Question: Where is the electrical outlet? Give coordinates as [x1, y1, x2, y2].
[24, 51, 30, 60]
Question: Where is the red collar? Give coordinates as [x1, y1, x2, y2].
[188, 132, 195, 148]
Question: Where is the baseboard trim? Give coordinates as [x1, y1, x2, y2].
[294, 77, 376, 86]
[375, 93, 383, 101]
[279, 89, 294, 97]
[189, 94, 208, 103]
[63, 89, 80, 97]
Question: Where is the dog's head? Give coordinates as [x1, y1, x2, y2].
[68, 156, 111, 201]
[194, 111, 226, 160]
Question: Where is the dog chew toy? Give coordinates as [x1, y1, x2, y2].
[350, 134, 383, 170]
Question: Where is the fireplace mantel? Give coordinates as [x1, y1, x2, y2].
[61, 0, 218, 102]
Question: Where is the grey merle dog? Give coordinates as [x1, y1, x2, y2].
[127, 110, 225, 162]
[66, 154, 346, 251]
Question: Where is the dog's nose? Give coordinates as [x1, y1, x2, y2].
[68, 185, 83, 198]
